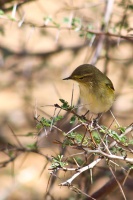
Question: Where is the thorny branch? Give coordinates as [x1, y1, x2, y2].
[49, 119, 133, 186]
[0, 13, 132, 41]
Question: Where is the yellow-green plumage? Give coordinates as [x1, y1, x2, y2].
[63, 64, 115, 114]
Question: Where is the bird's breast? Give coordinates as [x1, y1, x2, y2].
[79, 83, 115, 114]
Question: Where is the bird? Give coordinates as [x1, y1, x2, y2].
[63, 64, 115, 116]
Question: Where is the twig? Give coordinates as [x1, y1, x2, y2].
[59, 158, 101, 186]
[8, 124, 23, 148]
[109, 166, 127, 200]
[82, 148, 133, 164]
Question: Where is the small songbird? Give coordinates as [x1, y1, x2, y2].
[63, 64, 115, 115]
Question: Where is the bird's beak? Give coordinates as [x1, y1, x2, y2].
[63, 76, 71, 80]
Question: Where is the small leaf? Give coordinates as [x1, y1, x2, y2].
[59, 99, 70, 109]
[53, 115, 63, 122]
[0, 9, 4, 15]
[86, 32, 94, 39]
[118, 127, 126, 133]
[63, 17, 69, 23]
[70, 116, 76, 124]
[27, 143, 37, 150]
[52, 21, 60, 28]
[129, 140, 133, 145]
[40, 117, 51, 127]
[50, 155, 68, 169]
[44, 16, 52, 23]
[36, 123, 43, 130]
[92, 131, 101, 143]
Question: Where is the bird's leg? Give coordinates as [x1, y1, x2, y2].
[96, 113, 103, 121]
[81, 110, 90, 120]
[92, 113, 103, 126]
[84, 110, 90, 117]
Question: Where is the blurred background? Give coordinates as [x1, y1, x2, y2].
[0, 0, 133, 199]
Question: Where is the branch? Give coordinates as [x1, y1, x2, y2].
[59, 158, 101, 186]
[0, 16, 132, 41]
[90, 0, 114, 65]
[38, 25, 133, 41]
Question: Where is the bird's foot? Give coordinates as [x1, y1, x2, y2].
[91, 113, 102, 127]
[91, 118, 98, 127]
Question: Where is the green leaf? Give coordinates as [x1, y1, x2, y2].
[50, 155, 68, 169]
[62, 138, 73, 148]
[119, 136, 127, 144]
[36, 115, 63, 130]
[86, 32, 94, 39]
[44, 16, 60, 28]
[71, 17, 81, 27]
[74, 157, 84, 166]
[63, 17, 69, 23]
[7, 15, 16, 21]
[59, 99, 71, 109]
[70, 116, 76, 124]
[108, 130, 120, 140]
[63, 131, 89, 147]
[44, 16, 52, 22]
[64, 131, 76, 138]
[53, 115, 63, 122]
[36, 117, 51, 130]
[36, 123, 43, 130]
[118, 126, 126, 133]
[40, 117, 51, 127]
[27, 143, 37, 150]
[0, 9, 4, 15]
[92, 131, 101, 143]
[8, 151, 14, 157]
[75, 134, 83, 144]
[99, 125, 107, 134]
[52, 21, 60, 28]
[129, 140, 133, 145]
